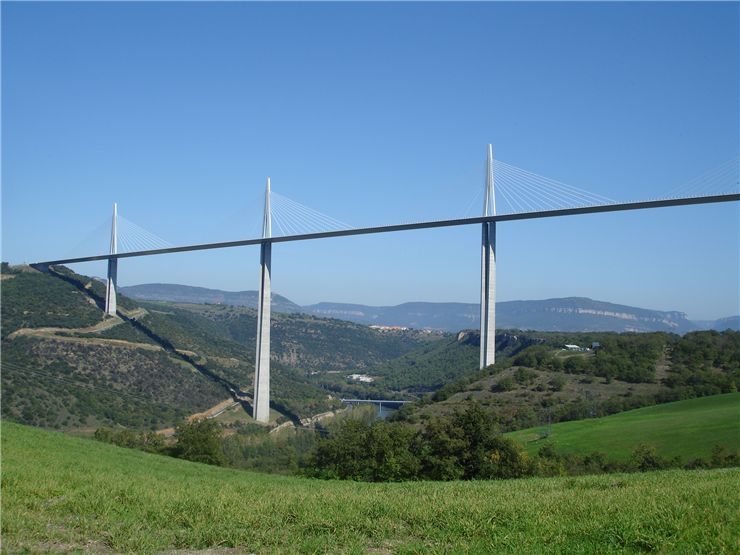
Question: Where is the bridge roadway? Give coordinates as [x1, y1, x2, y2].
[341, 399, 412, 406]
[37, 193, 740, 266]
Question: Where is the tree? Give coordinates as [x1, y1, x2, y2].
[484, 435, 532, 479]
[307, 418, 371, 480]
[366, 422, 420, 481]
[418, 416, 467, 480]
[174, 418, 226, 466]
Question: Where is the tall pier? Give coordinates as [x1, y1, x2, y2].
[253, 178, 272, 422]
[480, 145, 496, 368]
[104, 203, 118, 317]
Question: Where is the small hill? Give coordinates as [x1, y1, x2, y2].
[507, 393, 740, 462]
[2, 421, 737, 554]
[395, 330, 739, 432]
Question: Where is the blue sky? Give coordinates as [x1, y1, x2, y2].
[2, 2, 738, 320]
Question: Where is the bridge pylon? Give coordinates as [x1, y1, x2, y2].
[480, 145, 496, 368]
[104, 203, 118, 317]
[253, 178, 272, 423]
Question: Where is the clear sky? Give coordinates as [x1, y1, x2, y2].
[2, 2, 738, 320]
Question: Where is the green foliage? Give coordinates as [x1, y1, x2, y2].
[222, 427, 318, 474]
[368, 331, 536, 392]
[665, 330, 740, 395]
[1, 265, 377, 426]
[710, 444, 739, 468]
[493, 376, 515, 392]
[308, 419, 420, 481]
[1, 336, 226, 430]
[368, 333, 479, 390]
[514, 367, 538, 384]
[1, 267, 101, 337]
[4, 422, 739, 554]
[135, 301, 426, 416]
[405, 330, 740, 434]
[630, 443, 669, 472]
[508, 393, 740, 463]
[173, 419, 227, 466]
[88, 323, 157, 344]
[549, 374, 567, 391]
[94, 427, 165, 453]
[512, 333, 667, 383]
[308, 404, 533, 482]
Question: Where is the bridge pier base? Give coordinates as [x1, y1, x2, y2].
[105, 258, 118, 316]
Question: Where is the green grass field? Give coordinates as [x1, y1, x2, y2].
[508, 392, 740, 462]
[2, 421, 738, 554]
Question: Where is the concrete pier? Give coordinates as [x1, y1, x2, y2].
[104, 203, 118, 317]
[253, 179, 272, 422]
[480, 146, 496, 368]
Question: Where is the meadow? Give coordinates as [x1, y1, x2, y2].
[507, 392, 739, 462]
[2, 421, 738, 554]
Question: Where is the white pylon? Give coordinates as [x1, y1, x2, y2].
[253, 178, 272, 423]
[480, 146, 496, 368]
[104, 203, 118, 317]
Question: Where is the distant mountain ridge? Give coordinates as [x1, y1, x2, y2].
[121, 283, 302, 314]
[120, 283, 739, 334]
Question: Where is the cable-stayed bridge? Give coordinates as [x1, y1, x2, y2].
[34, 148, 740, 422]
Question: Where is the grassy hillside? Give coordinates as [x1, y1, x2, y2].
[508, 393, 740, 462]
[3, 421, 738, 554]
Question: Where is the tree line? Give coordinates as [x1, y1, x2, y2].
[94, 402, 739, 482]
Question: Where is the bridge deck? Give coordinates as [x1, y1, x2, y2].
[341, 399, 412, 405]
[37, 193, 739, 266]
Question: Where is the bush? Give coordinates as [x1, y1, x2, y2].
[493, 377, 516, 392]
[630, 443, 668, 472]
[550, 375, 567, 392]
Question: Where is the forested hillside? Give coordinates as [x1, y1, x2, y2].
[1, 264, 438, 430]
[3, 263, 738, 442]
[394, 329, 739, 431]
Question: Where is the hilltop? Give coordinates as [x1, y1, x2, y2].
[121, 282, 738, 333]
[2, 421, 737, 554]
